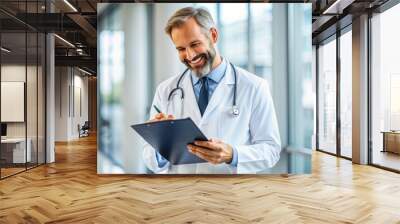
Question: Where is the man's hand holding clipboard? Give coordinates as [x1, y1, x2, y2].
[135, 105, 234, 165]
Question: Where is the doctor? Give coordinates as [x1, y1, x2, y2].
[143, 7, 281, 174]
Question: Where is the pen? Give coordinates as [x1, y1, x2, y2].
[153, 105, 162, 114]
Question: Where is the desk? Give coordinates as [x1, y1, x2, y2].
[381, 131, 400, 154]
[1, 138, 31, 164]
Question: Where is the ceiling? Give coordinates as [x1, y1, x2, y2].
[1, 0, 98, 74]
[311, 0, 391, 44]
[0, 0, 395, 75]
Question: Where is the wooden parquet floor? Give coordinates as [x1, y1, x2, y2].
[1, 134, 400, 224]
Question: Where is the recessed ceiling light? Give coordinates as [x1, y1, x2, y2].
[1, 47, 11, 53]
[54, 34, 75, 48]
[78, 67, 93, 76]
[63, 0, 78, 12]
[322, 0, 354, 15]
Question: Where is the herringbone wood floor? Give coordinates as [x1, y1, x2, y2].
[1, 134, 400, 224]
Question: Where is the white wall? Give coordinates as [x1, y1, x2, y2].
[70, 73, 89, 138]
[54, 67, 89, 141]
[55, 66, 68, 141]
[1, 65, 26, 135]
[1, 65, 39, 137]
[1, 63, 47, 164]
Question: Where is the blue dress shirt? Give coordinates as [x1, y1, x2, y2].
[156, 58, 238, 167]
[191, 58, 227, 102]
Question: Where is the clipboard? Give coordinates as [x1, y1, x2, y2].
[131, 118, 208, 165]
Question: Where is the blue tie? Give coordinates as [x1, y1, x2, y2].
[198, 77, 209, 116]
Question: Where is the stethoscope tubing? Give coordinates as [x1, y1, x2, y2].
[167, 62, 238, 115]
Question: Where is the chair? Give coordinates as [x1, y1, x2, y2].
[79, 121, 90, 138]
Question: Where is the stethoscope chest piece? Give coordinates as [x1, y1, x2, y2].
[231, 106, 239, 116]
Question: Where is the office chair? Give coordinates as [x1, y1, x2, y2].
[79, 121, 90, 138]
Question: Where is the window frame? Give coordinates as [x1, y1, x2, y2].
[315, 24, 353, 161]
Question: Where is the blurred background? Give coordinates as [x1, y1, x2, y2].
[97, 3, 313, 174]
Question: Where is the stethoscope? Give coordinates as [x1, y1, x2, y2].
[167, 62, 239, 116]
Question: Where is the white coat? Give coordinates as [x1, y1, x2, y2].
[143, 61, 281, 174]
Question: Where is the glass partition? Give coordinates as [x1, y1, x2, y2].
[1, 30, 28, 177]
[0, 1, 46, 179]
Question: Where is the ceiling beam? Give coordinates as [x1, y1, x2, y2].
[67, 13, 97, 40]
[55, 55, 97, 73]
[322, 0, 356, 14]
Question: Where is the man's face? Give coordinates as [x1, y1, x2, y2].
[170, 18, 217, 78]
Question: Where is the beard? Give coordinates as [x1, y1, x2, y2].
[182, 42, 217, 78]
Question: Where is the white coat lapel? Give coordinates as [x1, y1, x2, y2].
[182, 72, 202, 124]
[202, 61, 236, 121]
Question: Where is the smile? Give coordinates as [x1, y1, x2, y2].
[189, 55, 205, 67]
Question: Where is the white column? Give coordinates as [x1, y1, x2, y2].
[271, 4, 288, 148]
[119, 4, 150, 173]
[46, 33, 55, 163]
[352, 14, 369, 164]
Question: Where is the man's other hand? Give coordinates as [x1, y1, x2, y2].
[187, 138, 233, 164]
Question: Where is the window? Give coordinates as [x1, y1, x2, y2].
[340, 29, 352, 158]
[220, 3, 248, 68]
[318, 37, 337, 154]
[371, 3, 400, 171]
[250, 4, 273, 83]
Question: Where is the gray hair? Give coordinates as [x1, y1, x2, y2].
[165, 7, 215, 37]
